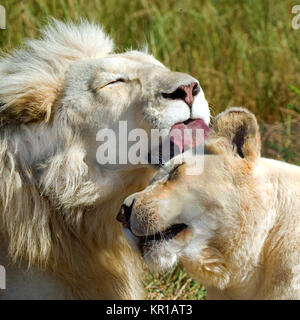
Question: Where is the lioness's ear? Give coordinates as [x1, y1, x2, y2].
[210, 107, 261, 161]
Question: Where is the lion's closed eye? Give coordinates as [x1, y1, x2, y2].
[95, 78, 127, 91]
[104, 78, 126, 87]
[92, 73, 128, 92]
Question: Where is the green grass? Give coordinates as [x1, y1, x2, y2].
[143, 264, 206, 300]
[261, 85, 300, 165]
[0, 0, 299, 299]
[1, 0, 300, 122]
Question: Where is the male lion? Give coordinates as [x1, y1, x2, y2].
[118, 108, 300, 300]
[0, 20, 210, 299]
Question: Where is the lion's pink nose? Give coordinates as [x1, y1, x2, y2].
[162, 82, 200, 108]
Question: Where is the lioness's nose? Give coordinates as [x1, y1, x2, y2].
[162, 82, 200, 108]
[116, 201, 134, 227]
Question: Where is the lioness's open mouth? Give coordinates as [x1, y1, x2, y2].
[138, 223, 188, 246]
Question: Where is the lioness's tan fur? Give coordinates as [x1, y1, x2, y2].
[121, 108, 300, 300]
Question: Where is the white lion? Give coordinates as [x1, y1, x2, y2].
[0, 19, 210, 299]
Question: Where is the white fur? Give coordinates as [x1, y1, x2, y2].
[0, 19, 210, 299]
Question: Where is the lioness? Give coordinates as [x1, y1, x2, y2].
[0, 20, 210, 299]
[118, 108, 300, 300]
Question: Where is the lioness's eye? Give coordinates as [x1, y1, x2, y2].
[167, 167, 179, 181]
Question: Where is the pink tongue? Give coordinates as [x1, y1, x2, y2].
[170, 119, 210, 153]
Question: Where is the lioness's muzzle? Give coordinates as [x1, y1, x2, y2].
[116, 201, 134, 228]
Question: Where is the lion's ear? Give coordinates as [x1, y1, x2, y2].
[210, 107, 261, 161]
[0, 82, 60, 124]
[0, 19, 114, 124]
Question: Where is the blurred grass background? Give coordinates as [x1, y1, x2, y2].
[0, 0, 299, 299]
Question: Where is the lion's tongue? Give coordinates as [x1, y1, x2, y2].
[170, 119, 210, 153]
